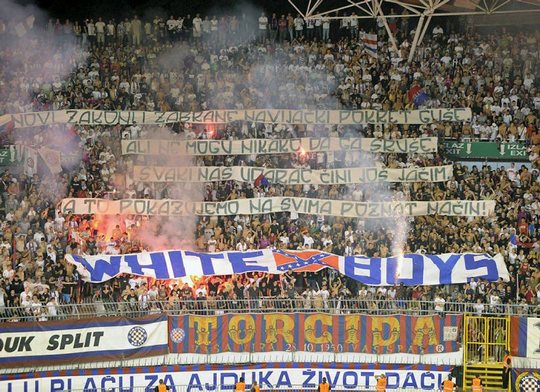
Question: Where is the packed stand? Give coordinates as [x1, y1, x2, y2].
[0, 11, 539, 322]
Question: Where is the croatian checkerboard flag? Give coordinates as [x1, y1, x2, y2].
[362, 33, 378, 58]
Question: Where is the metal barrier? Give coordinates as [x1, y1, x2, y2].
[0, 298, 536, 322]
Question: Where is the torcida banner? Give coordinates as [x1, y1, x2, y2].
[60, 197, 495, 218]
[65, 249, 509, 285]
[169, 313, 462, 355]
[1, 108, 471, 128]
[132, 165, 454, 184]
[121, 137, 438, 155]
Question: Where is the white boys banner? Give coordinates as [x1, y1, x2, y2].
[60, 197, 495, 218]
[65, 249, 509, 285]
[132, 165, 453, 184]
[2, 108, 471, 128]
[121, 137, 437, 155]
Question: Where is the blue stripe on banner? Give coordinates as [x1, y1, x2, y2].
[0, 344, 167, 364]
[519, 317, 528, 356]
[405, 314, 412, 353]
[359, 315, 366, 352]
[0, 315, 165, 333]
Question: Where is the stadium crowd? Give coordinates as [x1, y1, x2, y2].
[0, 9, 539, 322]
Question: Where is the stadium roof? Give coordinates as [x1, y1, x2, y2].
[287, 0, 540, 61]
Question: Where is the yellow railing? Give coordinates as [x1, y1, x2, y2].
[463, 316, 510, 391]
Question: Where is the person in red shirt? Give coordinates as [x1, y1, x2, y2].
[518, 218, 529, 235]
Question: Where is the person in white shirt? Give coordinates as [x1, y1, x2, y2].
[293, 15, 304, 38]
[322, 18, 330, 41]
[105, 20, 115, 45]
[303, 233, 314, 249]
[95, 17, 105, 46]
[434, 293, 446, 314]
[236, 239, 248, 252]
[47, 297, 58, 319]
[258, 12, 268, 42]
[432, 25, 444, 40]
[207, 235, 217, 252]
[192, 14, 202, 38]
[349, 12, 358, 38]
[86, 19, 96, 46]
[473, 298, 484, 316]
[166, 16, 177, 42]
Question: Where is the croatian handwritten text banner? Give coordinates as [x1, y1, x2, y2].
[121, 137, 437, 155]
[132, 165, 453, 184]
[2, 108, 471, 128]
[60, 198, 495, 218]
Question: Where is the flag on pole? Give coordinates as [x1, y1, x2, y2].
[362, 33, 378, 58]
[0, 115, 14, 134]
[39, 147, 63, 174]
[408, 85, 430, 108]
[254, 173, 269, 188]
[23, 146, 38, 176]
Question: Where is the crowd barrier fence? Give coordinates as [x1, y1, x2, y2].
[1, 298, 536, 322]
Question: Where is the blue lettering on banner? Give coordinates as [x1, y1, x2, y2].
[228, 251, 268, 274]
[426, 254, 461, 284]
[65, 251, 508, 286]
[342, 371, 358, 388]
[2, 368, 454, 392]
[71, 254, 121, 282]
[275, 371, 292, 388]
[421, 372, 435, 389]
[187, 374, 202, 392]
[83, 378, 97, 390]
[402, 373, 418, 389]
[220, 372, 238, 390]
[302, 369, 317, 388]
[51, 379, 65, 392]
[463, 253, 499, 281]
[395, 254, 425, 285]
[386, 372, 400, 388]
[344, 256, 381, 285]
[184, 251, 221, 275]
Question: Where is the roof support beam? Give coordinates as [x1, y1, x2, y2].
[301, 0, 540, 20]
[407, 13, 425, 63]
[373, 0, 399, 53]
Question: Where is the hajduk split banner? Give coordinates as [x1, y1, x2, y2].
[132, 165, 453, 184]
[0, 315, 168, 368]
[65, 249, 509, 285]
[1, 108, 471, 128]
[121, 137, 438, 155]
[169, 313, 462, 355]
[60, 197, 496, 218]
[0, 363, 453, 391]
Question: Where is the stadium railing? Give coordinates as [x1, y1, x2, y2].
[1, 298, 537, 322]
